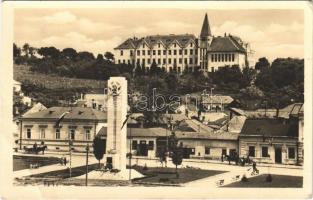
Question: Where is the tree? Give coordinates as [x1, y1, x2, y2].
[169, 132, 183, 178]
[96, 54, 104, 61]
[62, 48, 77, 60]
[93, 136, 106, 168]
[134, 62, 143, 76]
[13, 43, 21, 58]
[255, 57, 270, 71]
[28, 46, 37, 58]
[104, 51, 114, 62]
[78, 51, 95, 61]
[241, 67, 257, 87]
[165, 73, 178, 92]
[37, 47, 60, 59]
[22, 43, 30, 57]
[149, 60, 159, 76]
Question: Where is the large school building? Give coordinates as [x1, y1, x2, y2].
[114, 13, 254, 73]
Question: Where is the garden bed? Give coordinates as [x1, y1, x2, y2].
[223, 174, 303, 188]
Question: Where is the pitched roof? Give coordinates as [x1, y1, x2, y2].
[21, 107, 107, 121]
[200, 13, 212, 37]
[240, 118, 297, 138]
[22, 103, 47, 116]
[209, 36, 246, 53]
[115, 34, 197, 50]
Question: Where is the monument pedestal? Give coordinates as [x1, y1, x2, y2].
[105, 77, 127, 172]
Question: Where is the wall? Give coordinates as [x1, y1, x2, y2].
[114, 40, 199, 73]
[239, 136, 298, 165]
[207, 52, 246, 72]
[20, 120, 106, 152]
[126, 137, 157, 159]
[178, 139, 238, 160]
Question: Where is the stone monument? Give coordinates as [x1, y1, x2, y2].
[106, 77, 127, 172]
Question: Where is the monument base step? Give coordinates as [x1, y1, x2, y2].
[74, 169, 144, 181]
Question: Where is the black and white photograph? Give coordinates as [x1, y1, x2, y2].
[0, 1, 312, 199]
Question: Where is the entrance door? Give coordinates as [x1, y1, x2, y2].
[138, 140, 148, 156]
[275, 147, 282, 163]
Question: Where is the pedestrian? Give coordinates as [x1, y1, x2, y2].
[252, 161, 258, 174]
[63, 157, 67, 166]
[60, 157, 64, 165]
[221, 152, 224, 162]
[235, 153, 239, 165]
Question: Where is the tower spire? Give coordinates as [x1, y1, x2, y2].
[200, 13, 212, 37]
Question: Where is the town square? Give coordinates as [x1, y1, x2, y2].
[1, 1, 312, 199]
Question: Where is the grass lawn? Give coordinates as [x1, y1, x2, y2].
[14, 64, 105, 89]
[132, 165, 227, 185]
[223, 174, 303, 188]
[13, 155, 61, 171]
[29, 163, 100, 179]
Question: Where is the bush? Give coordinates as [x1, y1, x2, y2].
[110, 169, 120, 173]
[159, 178, 169, 182]
[241, 174, 248, 182]
[266, 174, 272, 182]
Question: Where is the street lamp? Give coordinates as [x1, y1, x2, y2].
[85, 143, 89, 186]
[69, 139, 73, 178]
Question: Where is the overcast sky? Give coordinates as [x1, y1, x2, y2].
[14, 8, 304, 62]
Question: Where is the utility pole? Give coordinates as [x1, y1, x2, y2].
[129, 126, 132, 180]
[69, 140, 72, 178]
[85, 143, 89, 186]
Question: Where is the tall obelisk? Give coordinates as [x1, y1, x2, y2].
[106, 77, 127, 171]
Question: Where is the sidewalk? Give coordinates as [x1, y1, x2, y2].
[13, 153, 98, 178]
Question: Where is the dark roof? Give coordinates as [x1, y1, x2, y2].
[22, 107, 107, 121]
[200, 13, 212, 37]
[240, 118, 297, 138]
[209, 36, 246, 53]
[97, 125, 238, 140]
[115, 34, 197, 50]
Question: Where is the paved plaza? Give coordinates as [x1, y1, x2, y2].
[13, 152, 302, 187]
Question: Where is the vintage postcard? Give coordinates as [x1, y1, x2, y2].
[0, 1, 312, 199]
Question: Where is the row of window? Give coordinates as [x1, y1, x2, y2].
[121, 49, 197, 57]
[248, 146, 296, 159]
[211, 53, 235, 62]
[26, 128, 91, 141]
[118, 57, 197, 65]
[140, 42, 193, 49]
[132, 140, 154, 150]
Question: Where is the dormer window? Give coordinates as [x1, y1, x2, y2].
[190, 43, 193, 47]
[174, 43, 177, 48]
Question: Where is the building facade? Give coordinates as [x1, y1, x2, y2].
[114, 13, 254, 73]
[18, 107, 107, 152]
[239, 118, 302, 165]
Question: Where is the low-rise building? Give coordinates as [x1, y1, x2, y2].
[18, 107, 107, 152]
[239, 118, 301, 165]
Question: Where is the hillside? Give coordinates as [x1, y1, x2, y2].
[14, 64, 105, 90]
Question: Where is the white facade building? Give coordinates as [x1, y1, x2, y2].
[114, 13, 254, 73]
